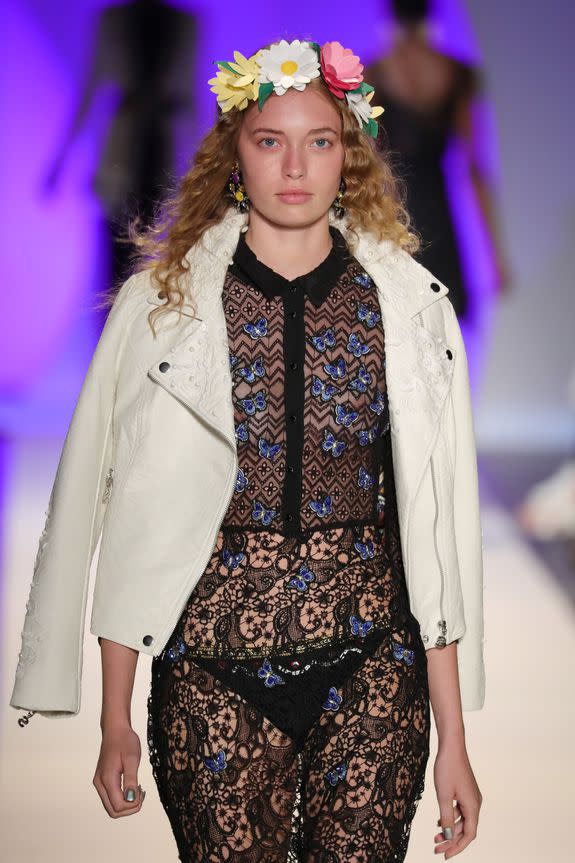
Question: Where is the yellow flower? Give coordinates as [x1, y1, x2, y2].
[207, 50, 261, 113]
[365, 89, 385, 120]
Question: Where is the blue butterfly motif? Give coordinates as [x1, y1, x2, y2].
[258, 437, 282, 460]
[257, 658, 285, 687]
[235, 420, 249, 443]
[368, 389, 386, 415]
[322, 687, 343, 711]
[324, 357, 346, 380]
[235, 468, 248, 493]
[358, 466, 374, 490]
[325, 761, 348, 786]
[354, 539, 375, 559]
[287, 563, 316, 592]
[311, 375, 340, 402]
[229, 353, 240, 371]
[243, 317, 268, 340]
[348, 363, 372, 394]
[237, 357, 265, 383]
[310, 327, 336, 352]
[204, 749, 227, 773]
[353, 272, 373, 289]
[347, 332, 370, 357]
[357, 424, 379, 446]
[222, 548, 245, 570]
[377, 493, 385, 512]
[357, 301, 381, 328]
[238, 389, 266, 416]
[350, 614, 374, 637]
[393, 643, 415, 666]
[322, 429, 346, 458]
[334, 404, 359, 427]
[252, 500, 278, 526]
[166, 639, 186, 662]
[309, 494, 333, 518]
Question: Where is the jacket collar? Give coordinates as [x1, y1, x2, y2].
[145, 206, 449, 320]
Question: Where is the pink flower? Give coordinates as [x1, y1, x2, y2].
[320, 41, 364, 99]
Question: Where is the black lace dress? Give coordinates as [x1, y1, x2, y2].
[146, 225, 431, 862]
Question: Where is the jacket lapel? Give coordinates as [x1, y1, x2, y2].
[145, 207, 455, 513]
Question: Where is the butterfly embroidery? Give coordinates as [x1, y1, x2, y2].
[350, 614, 373, 637]
[334, 404, 359, 427]
[204, 749, 227, 773]
[258, 437, 282, 460]
[235, 420, 249, 443]
[222, 548, 245, 570]
[235, 468, 248, 493]
[237, 357, 265, 382]
[257, 658, 285, 687]
[252, 500, 278, 526]
[287, 563, 315, 592]
[243, 317, 268, 340]
[309, 494, 333, 518]
[368, 389, 385, 415]
[347, 332, 370, 357]
[229, 353, 240, 371]
[357, 301, 381, 328]
[353, 272, 372, 289]
[311, 375, 340, 402]
[354, 539, 375, 559]
[393, 643, 415, 665]
[238, 389, 266, 416]
[310, 327, 336, 352]
[377, 493, 385, 512]
[322, 429, 346, 458]
[357, 424, 379, 446]
[348, 363, 372, 394]
[322, 687, 343, 711]
[166, 639, 186, 662]
[358, 466, 374, 490]
[324, 357, 346, 380]
[325, 761, 348, 786]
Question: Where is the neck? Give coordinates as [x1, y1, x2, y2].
[242, 208, 334, 281]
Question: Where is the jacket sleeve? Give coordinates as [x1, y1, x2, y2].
[9, 274, 139, 719]
[445, 298, 486, 711]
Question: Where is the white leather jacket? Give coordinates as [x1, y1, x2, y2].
[9, 206, 486, 723]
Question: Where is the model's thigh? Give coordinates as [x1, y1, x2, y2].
[299, 619, 431, 863]
[147, 655, 300, 863]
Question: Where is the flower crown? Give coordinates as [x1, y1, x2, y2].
[208, 39, 384, 138]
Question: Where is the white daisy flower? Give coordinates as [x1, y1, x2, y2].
[258, 39, 321, 96]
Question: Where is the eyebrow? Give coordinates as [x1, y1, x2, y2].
[250, 126, 339, 135]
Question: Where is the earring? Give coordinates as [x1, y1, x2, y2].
[332, 177, 346, 218]
[227, 160, 250, 211]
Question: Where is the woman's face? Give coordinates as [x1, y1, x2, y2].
[236, 86, 344, 229]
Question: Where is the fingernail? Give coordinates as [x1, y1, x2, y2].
[442, 826, 453, 840]
[124, 787, 136, 802]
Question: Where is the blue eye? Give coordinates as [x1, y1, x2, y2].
[259, 138, 276, 148]
[314, 138, 331, 148]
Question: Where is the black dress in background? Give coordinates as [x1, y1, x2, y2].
[367, 61, 477, 319]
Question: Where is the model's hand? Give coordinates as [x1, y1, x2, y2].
[93, 723, 146, 817]
[432, 739, 482, 858]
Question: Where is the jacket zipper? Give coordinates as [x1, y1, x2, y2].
[417, 311, 447, 649]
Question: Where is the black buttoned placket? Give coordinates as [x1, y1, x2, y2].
[282, 279, 306, 534]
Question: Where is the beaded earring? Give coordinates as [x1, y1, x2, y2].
[332, 177, 346, 218]
[227, 160, 250, 211]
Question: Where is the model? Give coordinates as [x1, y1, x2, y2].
[10, 36, 485, 863]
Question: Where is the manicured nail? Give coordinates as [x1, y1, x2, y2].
[124, 787, 136, 802]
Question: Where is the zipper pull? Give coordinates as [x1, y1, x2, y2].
[17, 709, 36, 728]
[102, 467, 114, 504]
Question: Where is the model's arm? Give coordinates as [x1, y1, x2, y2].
[93, 638, 145, 818]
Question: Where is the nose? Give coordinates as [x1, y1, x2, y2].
[283, 145, 305, 180]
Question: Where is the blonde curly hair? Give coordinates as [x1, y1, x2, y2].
[99, 42, 420, 337]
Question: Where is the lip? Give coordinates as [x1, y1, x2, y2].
[277, 191, 312, 203]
